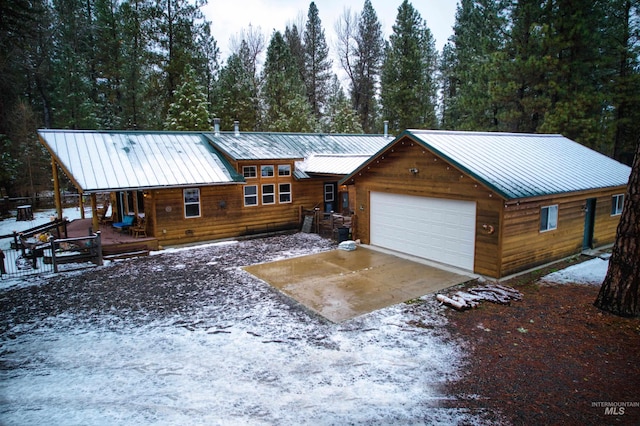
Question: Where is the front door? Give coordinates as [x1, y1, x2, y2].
[583, 198, 596, 250]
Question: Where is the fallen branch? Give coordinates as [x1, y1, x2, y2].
[437, 284, 522, 311]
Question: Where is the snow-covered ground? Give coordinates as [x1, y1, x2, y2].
[0, 208, 609, 425]
[0, 206, 86, 251]
[540, 257, 610, 285]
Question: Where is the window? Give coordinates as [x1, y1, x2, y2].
[184, 188, 201, 218]
[278, 164, 291, 176]
[540, 205, 558, 232]
[243, 166, 257, 178]
[244, 185, 257, 206]
[324, 183, 334, 202]
[611, 194, 624, 216]
[262, 184, 275, 204]
[261, 165, 274, 177]
[279, 183, 291, 203]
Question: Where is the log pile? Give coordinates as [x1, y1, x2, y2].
[436, 284, 522, 311]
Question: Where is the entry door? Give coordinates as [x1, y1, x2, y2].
[583, 198, 596, 250]
[370, 192, 476, 270]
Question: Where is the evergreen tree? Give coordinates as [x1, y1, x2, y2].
[352, 0, 383, 133]
[323, 75, 364, 134]
[442, 0, 506, 131]
[212, 41, 260, 131]
[151, 0, 213, 124]
[262, 30, 316, 132]
[604, 0, 640, 165]
[119, 0, 154, 129]
[285, 24, 306, 89]
[94, 0, 125, 129]
[303, 2, 333, 119]
[50, 0, 99, 129]
[380, 0, 438, 132]
[164, 65, 212, 130]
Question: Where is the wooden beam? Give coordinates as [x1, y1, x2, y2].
[90, 193, 99, 232]
[79, 192, 85, 219]
[51, 158, 63, 220]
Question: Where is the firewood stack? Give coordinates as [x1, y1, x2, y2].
[436, 284, 522, 311]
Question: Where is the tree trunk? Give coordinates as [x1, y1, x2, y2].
[594, 139, 640, 317]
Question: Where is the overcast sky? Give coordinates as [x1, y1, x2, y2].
[202, 0, 458, 72]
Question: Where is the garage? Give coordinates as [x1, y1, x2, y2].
[370, 192, 476, 270]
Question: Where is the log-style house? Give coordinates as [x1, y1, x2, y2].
[38, 128, 391, 248]
[341, 130, 631, 279]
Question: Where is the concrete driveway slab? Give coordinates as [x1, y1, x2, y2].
[244, 246, 473, 322]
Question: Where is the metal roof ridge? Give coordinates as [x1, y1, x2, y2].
[409, 129, 564, 138]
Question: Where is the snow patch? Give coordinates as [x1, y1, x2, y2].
[540, 257, 609, 286]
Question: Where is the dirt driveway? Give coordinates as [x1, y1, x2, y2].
[244, 246, 473, 322]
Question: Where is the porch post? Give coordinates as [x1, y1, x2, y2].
[51, 158, 63, 220]
[90, 193, 99, 232]
[133, 190, 140, 218]
[79, 192, 85, 219]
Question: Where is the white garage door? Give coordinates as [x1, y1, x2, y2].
[370, 192, 476, 270]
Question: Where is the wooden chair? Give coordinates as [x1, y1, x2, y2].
[130, 216, 147, 238]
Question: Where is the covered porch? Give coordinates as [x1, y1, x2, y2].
[66, 217, 158, 258]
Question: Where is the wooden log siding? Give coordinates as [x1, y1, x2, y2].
[500, 189, 624, 277]
[350, 141, 503, 277]
[146, 169, 326, 246]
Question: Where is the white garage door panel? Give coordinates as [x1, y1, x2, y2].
[370, 192, 476, 270]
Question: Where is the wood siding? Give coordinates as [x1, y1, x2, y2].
[346, 138, 503, 277]
[501, 189, 624, 277]
[348, 135, 625, 279]
[146, 160, 326, 246]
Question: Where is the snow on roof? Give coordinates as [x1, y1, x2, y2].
[204, 132, 390, 161]
[296, 154, 372, 176]
[391, 130, 630, 200]
[38, 130, 243, 192]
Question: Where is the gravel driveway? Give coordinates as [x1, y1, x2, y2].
[0, 233, 488, 425]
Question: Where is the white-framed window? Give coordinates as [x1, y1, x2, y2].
[244, 185, 258, 206]
[324, 183, 334, 202]
[184, 188, 201, 218]
[611, 194, 624, 216]
[278, 164, 291, 176]
[243, 166, 257, 178]
[262, 184, 275, 204]
[540, 204, 558, 232]
[261, 165, 274, 177]
[279, 183, 291, 203]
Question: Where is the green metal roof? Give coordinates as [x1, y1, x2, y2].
[38, 130, 243, 192]
[203, 132, 391, 161]
[343, 130, 631, 200]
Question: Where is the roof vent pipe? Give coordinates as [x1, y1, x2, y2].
[213, 118, 220, 136]
[234, 120, 240, 137]
[383, 120, 389, 138]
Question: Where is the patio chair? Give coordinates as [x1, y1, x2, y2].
[112, 215, 135, 233]
[130, 216, 147, 238]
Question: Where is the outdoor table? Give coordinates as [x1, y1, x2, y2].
[16, 205, 33, 221]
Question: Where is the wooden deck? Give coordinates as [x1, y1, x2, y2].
[65, 218, 159, 256]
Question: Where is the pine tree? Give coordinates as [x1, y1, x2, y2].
[380, 0, 438, 132]
[594, 140, 640, 317]
[352, 0, 384, 133]
[303, 2, 332, 119]
[262, 30, 316, 132]
[164, 65, 212, 131]
[323, 75, 364, 134]
[212, 41, 260, 131]
[442, 0, 506, 131]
